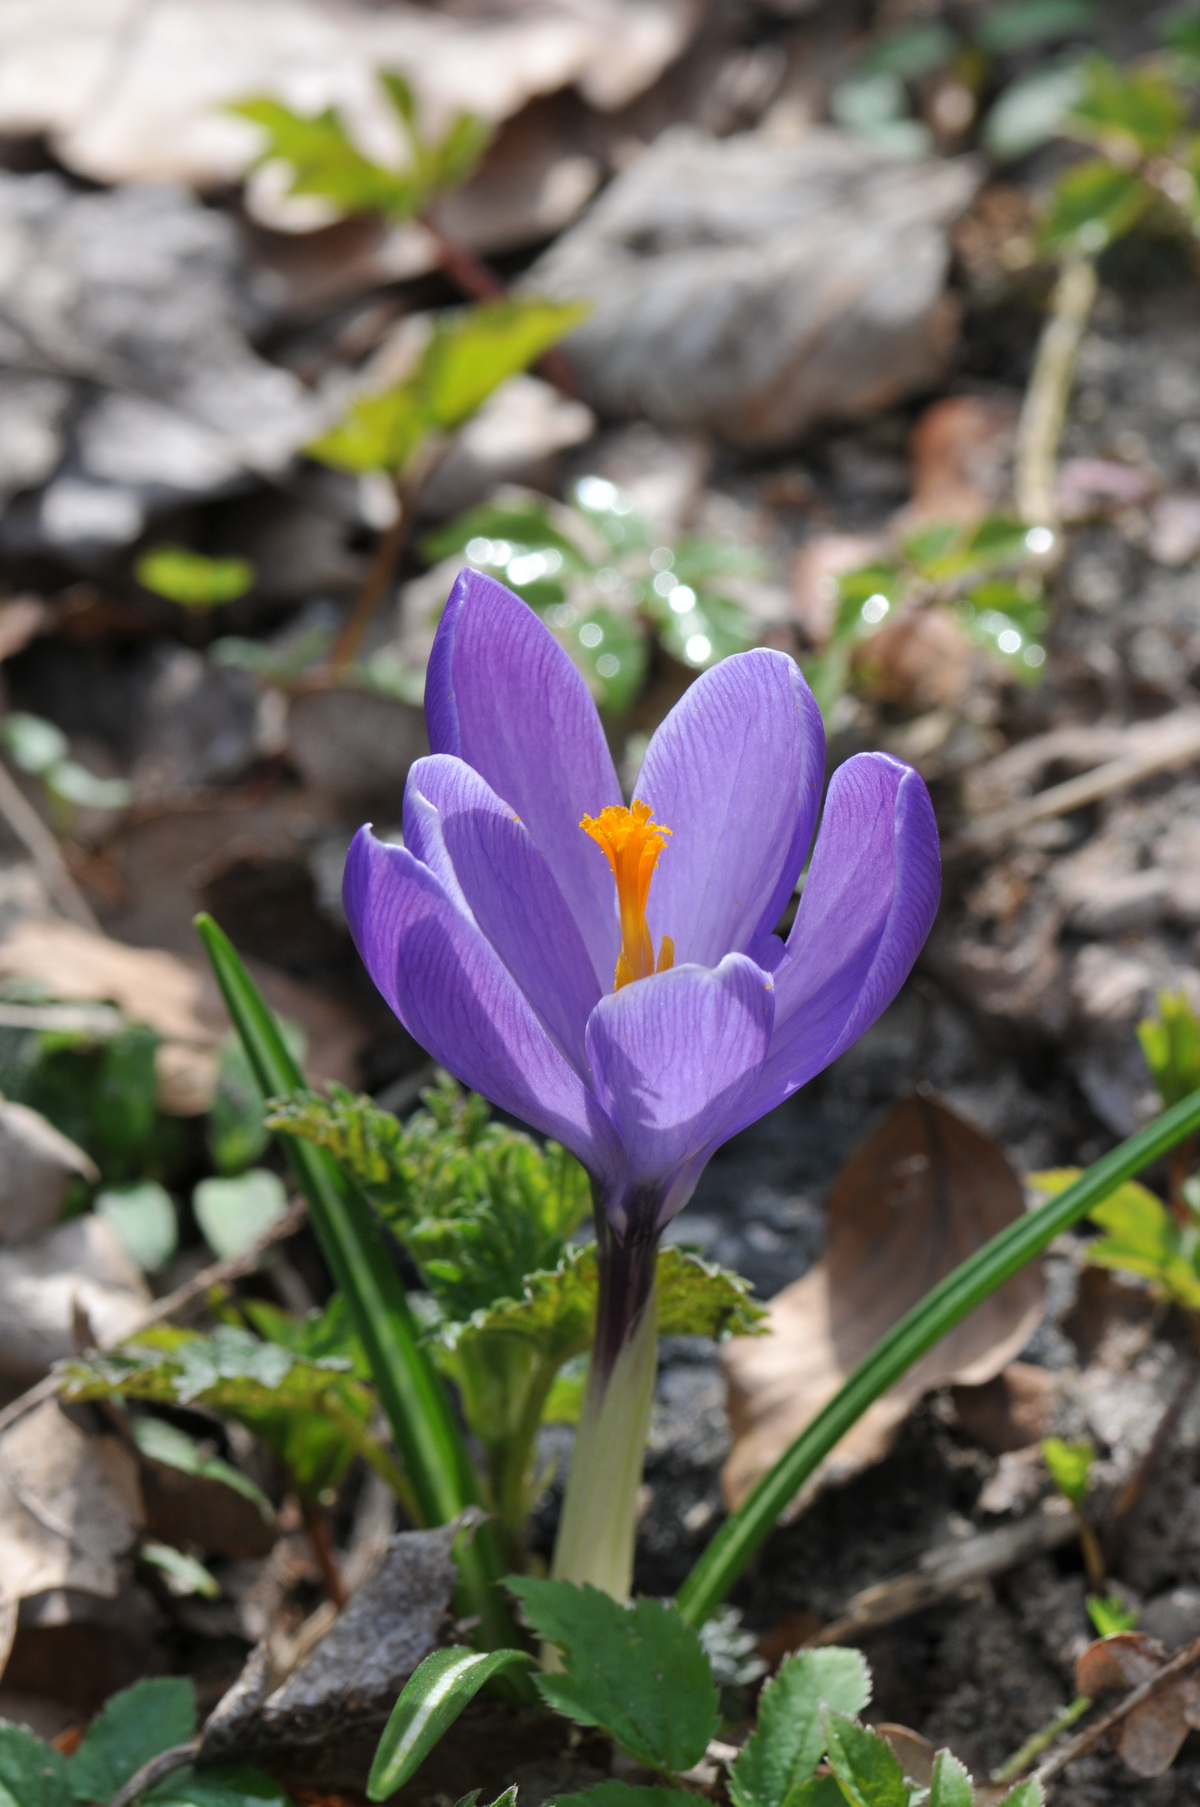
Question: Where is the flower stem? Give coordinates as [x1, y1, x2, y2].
[552, 1212, 659, 1601]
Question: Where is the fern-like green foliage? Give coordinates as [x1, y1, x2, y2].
[266, 1076, 591, 1320]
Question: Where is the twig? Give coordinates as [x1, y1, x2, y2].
[1015, 252, 1098, 530]
[810, 1498, 1075, 1646]
[0, 1199, 307, 1441]
[421, 208, 578, 398]
[0, 756, 100, 929]
[945, 709, 1200, 860]
[301, 1500, 348, 1610]
[1034, 1631, 1200, 1785]
[991, 1694, 1092, 1785]
[108, 1740, 200, 1807]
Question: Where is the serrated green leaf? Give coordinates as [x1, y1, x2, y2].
[193, 1168, 289, 1260]
[131, 1416, 274, 1521]
[820, 1710, 908, 1807]
[367, 1647, 532, 1799]
[928, 1749, 974, 1807]
[95, 1180, 178, 1273]
[150, 1766, 293, 1806]
[508, 1579, 718, 1772]
[1042, 158, 1149, 251]
[140, 1538, 221, 1598]
[787, 1780, 846, 1807]
[1041, 1437, 1094, 1508]
[68, 1676, 196, 1802]
[1029, 1168, 1200, 1304]
[136, 546, 255, 608]
[0, 1725, 72, 1807]
[997, 1780, 1044, 1807]
[729, 1649, 871, 1807]
[554, 1787, 698, 1807]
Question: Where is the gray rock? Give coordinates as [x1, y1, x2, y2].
[287, 686, 427, 809]
[0, 172, 318, 543]
[0, 1100, 97, 1245]
[129, 646, 260, 796]
[526, 127, 978, 448]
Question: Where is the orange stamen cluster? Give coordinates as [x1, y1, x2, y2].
[580, 798, 675, 991]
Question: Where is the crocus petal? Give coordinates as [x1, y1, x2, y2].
[735, 753, 940, 1125]
[585, 954, 775, 1232]
[634, 649, 825, 968]
[402, 754, 600, 1071]
[343, 826, 618, 1172]
[425, 569, 622, 987]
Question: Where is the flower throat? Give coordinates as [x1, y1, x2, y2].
[580, 799, 674, 991]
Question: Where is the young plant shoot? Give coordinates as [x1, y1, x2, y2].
[343, 570, 941, 1600]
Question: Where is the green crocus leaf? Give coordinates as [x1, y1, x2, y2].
[729, 1648, 871, 1807]
[508, 1578, 718, 1772]
[820, 1709, 909, 1807]
[0, 1725, 72, 1807]
[67, 1676, 196, 1802]
[367, 1647, 532, 1800]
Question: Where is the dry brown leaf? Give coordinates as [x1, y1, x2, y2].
[0, 1217, 150, 1381]
[0, 0, 695, 198]
[0, 1397, 143, 1684]
[722, 1094, 1044, 1513]
[900, 393, 1017, 529]
[852, 608, 973, 712]
[1074, 1633, 1200, 1779]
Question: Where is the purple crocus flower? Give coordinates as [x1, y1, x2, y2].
[344, 568, 939, 1595]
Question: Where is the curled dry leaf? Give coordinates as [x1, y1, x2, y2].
[1075, 1632, 1200, 1779]
[0, 1398, 143, 1680]
[722, 1095, 1044, 1514]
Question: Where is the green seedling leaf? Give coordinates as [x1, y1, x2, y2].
[2, 711, 68, 774]
[149, 1766, 293, 1806]
[998, 1782, 1045, 1807]
[729, 1647, 871, 1807]
[308, 383, 427, 475]
[555, 1788, 699, 1807]
[982, 60, 1086, 160]
[193, 1168, 289, 1260]
[1029, 1168, 1200, 1306]
[1139, 989, 1200, 1110]
[928, 1749, 974, 1807]
[820, 1709, 908, 1807]
[864, 20, 957, 77]
[232, 96, 418, 214]
[132, 1415, 275, 1521]
[44, 761, 132, 812]
[367, 1646, 533, 1799]
[1087, 1592, 1139, 1634]
[68, 1675, 195, 1802]
[508, 1578, 718, 1772]
[976, 0, 1096, 54]
[95, 1180, 178, 1273]
[0, 1724, 71, 1807]
[1041, 157, 1149, 252]
[140, 1537, 221, 1598]
[422, 498, 584, 567]
[1069, 56, 1186, 156]
[136, 546, 255, 608]
[1042, 1436, 1094, 1508]
[420, 300, 588, 435]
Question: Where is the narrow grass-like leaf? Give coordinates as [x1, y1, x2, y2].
[368, 1647, 532, 1800]
[677, 1086, 1200, 1626]
[193, 914, 516, 1653]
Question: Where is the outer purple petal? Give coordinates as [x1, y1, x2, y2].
[634, 649, 825, 968]
[343, 826, 619, 1173]
[425, 569, 621, 988]
[733, 753, 940, 1126]
[585, 954, 775, 1233]
[402, 754, 600, 1071]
